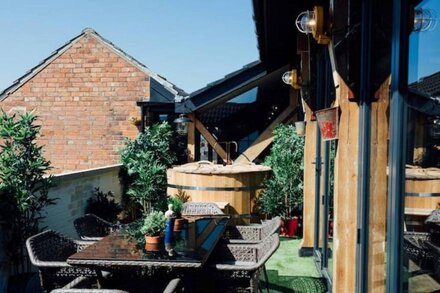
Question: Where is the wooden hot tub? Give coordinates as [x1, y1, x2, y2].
[167, 162, 271, 224]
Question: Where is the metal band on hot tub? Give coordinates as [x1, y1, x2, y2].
[405, 192, 440, 197]
[167, 183, 265, 192]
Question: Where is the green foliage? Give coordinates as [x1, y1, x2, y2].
[85, 187, 121, 222]
[168, 196, 184, 216]
[0, 110, 55, 272]
[140, 211, 167, 236]
[120, 122, 176, 214]
[121, 218, 144, 246]
[258, 124, 304, 218]
[122, 211, 167, 246]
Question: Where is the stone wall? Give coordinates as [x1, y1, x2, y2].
[41, 164, 122, 238]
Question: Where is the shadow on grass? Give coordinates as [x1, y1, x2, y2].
[262, 269, 327, 293]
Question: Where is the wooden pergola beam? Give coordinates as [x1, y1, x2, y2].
[193, 117, 228, 162]
[234, 101, 296, 164]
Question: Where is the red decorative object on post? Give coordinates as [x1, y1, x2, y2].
[315, 107, 339, 141]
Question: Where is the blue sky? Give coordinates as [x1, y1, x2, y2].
[0, 0, 258, 93]
[409, 0, 440, 83]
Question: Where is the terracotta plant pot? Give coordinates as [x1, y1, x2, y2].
[174, 218, 186, 232]
[173, 218, 188, 240]
[144, 235, 163, 251]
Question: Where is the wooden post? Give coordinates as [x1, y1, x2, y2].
[332, 77, 359, 292]
[331, 75, 389, 292]
[299, 102, 317, 256]
[367, 78, 389, 292]
[187, 113, 196, 162]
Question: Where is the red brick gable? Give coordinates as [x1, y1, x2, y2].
[0, 33, 149, 174]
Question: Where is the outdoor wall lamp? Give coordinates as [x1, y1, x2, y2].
[173, 114, 192, 135]
[282, 69, 302, 89]
[295, 6, 330, 45]
[413, 8, 437, 32]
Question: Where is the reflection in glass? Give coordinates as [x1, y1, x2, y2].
[405, 0, 440, 291]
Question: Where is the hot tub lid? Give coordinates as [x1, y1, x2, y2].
[171, 161, 271, 175]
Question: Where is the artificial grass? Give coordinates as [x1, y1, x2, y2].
[261, 238, 327, 293]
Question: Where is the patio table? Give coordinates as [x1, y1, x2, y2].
[67, 215, 230, 270]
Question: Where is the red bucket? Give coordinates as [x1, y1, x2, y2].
[315, 107, 339, 141]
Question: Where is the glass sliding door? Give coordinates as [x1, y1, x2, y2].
[402, 0, 440, 291]
[387, 0, 440, 291]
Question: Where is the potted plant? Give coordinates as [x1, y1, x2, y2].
[168, 196, 185, 234]
[140, 211, 167, 251]
[258, 124, 304, 237]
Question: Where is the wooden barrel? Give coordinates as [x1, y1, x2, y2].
[167, 162, 271, 224]
[404, 167, 440, 213]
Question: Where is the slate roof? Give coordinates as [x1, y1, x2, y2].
[408, 71, 440, 115]
[0, 28, 188, 101]
[176, 61, 267, 113]
[409, 71, 440, 98]
[198, 103, 248, 124]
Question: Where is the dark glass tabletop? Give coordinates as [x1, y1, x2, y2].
[68, 216, 229, 268]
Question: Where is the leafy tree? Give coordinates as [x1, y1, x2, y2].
[0, 110, 55, 273]
[258, 124, 304, 218]
[120, 122, 176, 214]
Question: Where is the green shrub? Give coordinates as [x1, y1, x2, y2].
[258, 124, 304, 218]
[0, 110, 55, 273]
[140, 211, 167, 236]
[120, 122, 176, 214]
[85, 188, 121, 222]
[168, 196, 184, 217]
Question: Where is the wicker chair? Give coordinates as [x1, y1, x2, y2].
[403, 231, 434, 270]
[26, 230, 99, 292]
[223, 217, 281, 244]
[74, 214, 120, 241]
[182, 202, 224, 216]
[205, 233, 280, 292]
[50, 276, 182, 293]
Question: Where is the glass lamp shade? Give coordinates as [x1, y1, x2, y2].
[414, 8, 437, 32]
[295, 10, 316, 34]
[174, 114, 192, 135]
[282, 71, 293, 85]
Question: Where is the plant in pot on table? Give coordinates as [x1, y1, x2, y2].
[168, 196, 186, 233]
[140, 211, 167, 251]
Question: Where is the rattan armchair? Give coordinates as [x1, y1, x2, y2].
[223, 217, 281, 244]
[206, 233, 280, 292]
[182, 202, 224, 216]
[26, 230, 99, 292]
[403, 231, 434, 270]
[50, 275, 182, 293]
[74, 214, 120, 241]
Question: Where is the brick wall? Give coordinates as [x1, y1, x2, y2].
[0, 34, 148, 173]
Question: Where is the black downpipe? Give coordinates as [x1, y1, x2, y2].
[322, 140, 330, 268]
[322, 50, 331, 270]
[356, 0, 374, 291]
[313, 51, 324, 258]
[386, 0, 409, 291]
[313, 120, 322, 258]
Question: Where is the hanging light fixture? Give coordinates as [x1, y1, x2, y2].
[413, 8, 437, 32]
[295, 6, 330, 45]
[282, 69, 302, 89]
[173, 114, 192, 135]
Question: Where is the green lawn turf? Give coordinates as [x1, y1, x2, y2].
[261, 238, 327, 293]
